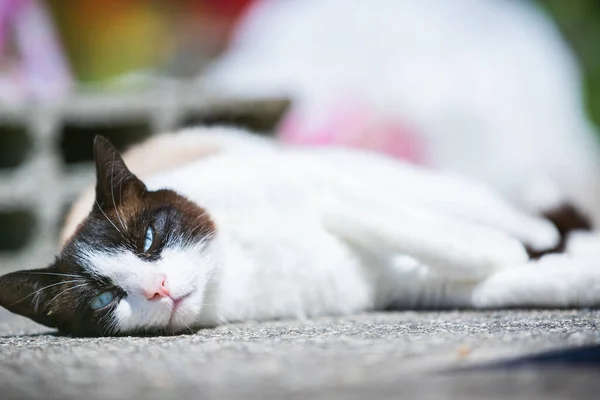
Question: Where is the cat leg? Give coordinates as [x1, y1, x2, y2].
[471, 254, 600, 308]
[372, 253, 480, 310]
[308, 149, 560, 252]
[321, 196, 529, 281]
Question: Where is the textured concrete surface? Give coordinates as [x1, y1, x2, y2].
[1, 308, 599, 400]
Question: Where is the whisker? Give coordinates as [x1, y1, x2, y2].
[10, 279, 86, 306]
[44, 283, 88, 310]
[25, 272, 85, 279]
[111, 152, 127, 231]
[118, 168, 134, 250]
[118, 168, 123, 214]
[183, 322, 195, 335]
[95, 199, 123, 235]
[102, 312, 119, 336]
[72, 290, 88, 310]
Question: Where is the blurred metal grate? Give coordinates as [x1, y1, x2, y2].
[0, 84, 289, 273]
[0, 124, 32, 169]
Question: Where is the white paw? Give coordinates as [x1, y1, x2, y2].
[566, 231, 600, 260]
[472, 254, 600, 308]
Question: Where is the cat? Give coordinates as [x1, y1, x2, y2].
[1, 127, 599, 337]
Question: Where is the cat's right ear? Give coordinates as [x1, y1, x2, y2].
[93, 135, 146, 212]
[0, 266, 61, 329]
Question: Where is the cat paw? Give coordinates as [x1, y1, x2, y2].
[471, 254, 600, 309]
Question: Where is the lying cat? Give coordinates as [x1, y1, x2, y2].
[1, 127, 599, 336]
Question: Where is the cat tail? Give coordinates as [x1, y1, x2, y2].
[471, 253, 600, 308]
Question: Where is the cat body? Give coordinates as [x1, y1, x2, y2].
[1, 127, 599, 336]
[143, 145, 596, 321]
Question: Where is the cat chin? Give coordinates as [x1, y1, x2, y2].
[110, 288, 205, 335]
[167, 290, 205, 331]
[111, 297, 171, 334]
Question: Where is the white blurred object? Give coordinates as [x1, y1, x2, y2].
[567, 231, 600, 259]
[204, 0, 600, 226]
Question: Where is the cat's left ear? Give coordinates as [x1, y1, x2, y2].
[93, 135, 146, 211]
[0, 266, 62, 329]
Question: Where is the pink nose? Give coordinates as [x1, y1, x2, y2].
[143, 274, 171, 300]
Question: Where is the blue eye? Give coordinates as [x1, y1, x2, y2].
[90, 291, 115, 310]
[143, 226, 154, 252]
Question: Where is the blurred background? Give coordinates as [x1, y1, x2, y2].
[1, 0, 600, 272]
[540, 0, 600, 127]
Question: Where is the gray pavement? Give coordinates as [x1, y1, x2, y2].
[1, 308, 599, 400]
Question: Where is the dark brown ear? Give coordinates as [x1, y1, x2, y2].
[0, 266, 62, 328]
[93, 135, 146, 212]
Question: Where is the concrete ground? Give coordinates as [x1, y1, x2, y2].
[1, 308, 599, 400]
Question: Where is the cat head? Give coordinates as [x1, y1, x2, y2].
[0, 136, 216, 336]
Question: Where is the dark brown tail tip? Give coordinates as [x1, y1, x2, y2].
[527, 202, 592, 259]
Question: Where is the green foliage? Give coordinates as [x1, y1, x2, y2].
[538, 0, 600, 129]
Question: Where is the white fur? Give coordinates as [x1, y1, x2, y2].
[78, 239, 219, 333]
[472, 254, 600, 308]
[80, 142, 600, 333]
[566, 231, 600, 259]
[85, 146, 588, 332]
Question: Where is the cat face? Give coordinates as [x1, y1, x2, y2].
[0, 136, 216, 336]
